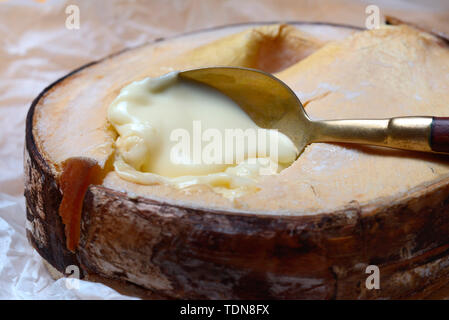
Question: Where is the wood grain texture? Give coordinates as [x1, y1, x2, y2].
[431, 117, 449, 153]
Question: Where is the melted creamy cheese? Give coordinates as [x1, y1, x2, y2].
[108, 72, 298, 198]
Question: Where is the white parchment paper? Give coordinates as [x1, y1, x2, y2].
[0, 0, 447, 300]
[0, 193, 136, 299]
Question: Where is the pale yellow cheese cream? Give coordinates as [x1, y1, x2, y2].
[108, 72, 298, 198]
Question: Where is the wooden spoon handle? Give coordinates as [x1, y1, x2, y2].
[431, 117, 449, 153]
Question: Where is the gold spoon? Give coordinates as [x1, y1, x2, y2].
[180, 66, 449, 156]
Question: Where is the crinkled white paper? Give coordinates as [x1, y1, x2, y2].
[0, 193, 136, 299]
[0, 0, 447, 300]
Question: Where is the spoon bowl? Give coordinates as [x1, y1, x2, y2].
[180, 67, 312, 155]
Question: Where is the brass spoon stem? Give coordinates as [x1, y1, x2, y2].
[311, 117, 433, 152]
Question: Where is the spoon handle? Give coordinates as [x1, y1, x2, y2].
[430, 117, 449, 153]
[311, 116, 449, 154]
